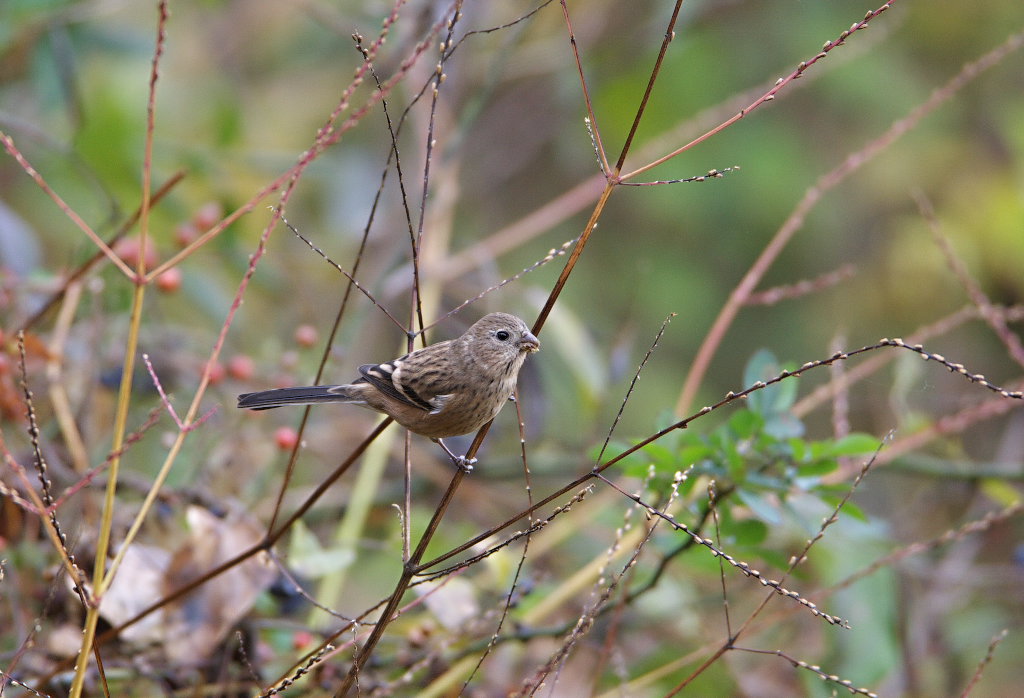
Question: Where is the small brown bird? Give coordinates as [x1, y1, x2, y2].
[237, 313, 539, 464]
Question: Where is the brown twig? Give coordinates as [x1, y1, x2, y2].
[914, 189, 1024, 368]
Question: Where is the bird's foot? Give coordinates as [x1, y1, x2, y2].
[453, 455, 477, 472]
[435, 438, 476, 473]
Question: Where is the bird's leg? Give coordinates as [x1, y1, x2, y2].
[434, 438, 476, 472]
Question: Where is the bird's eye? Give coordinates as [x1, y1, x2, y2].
[495, 330, 511, 341]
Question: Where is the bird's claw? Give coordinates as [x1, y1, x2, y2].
[454, 455, 477, 472]
[434, 438, 477, 473]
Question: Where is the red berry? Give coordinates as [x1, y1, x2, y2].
[227, 355, 255, 381]
[292, 630, 314, 650]
[114, 236, 158, 269]
[193, 201, 223, 230]
[175, 223, 199, 248]
[155, 268, 182, 292]
[275, 427, 298, 450]
[294, 324, 318, 348]
[206, 361, 226, 385]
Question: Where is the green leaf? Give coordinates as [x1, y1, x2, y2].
[643, 442, 676, 470]
[736, 487, 782, 525]
[594, 440, 644, 471]
[763, 411, 805, 439]
[743, 349, 777, 390]
[679, 442, 716, 465]
[745, 349, 797, 416]
[745, 472, 789, 491]
[980, 478, 1023, 506]
[817, 483, 857, 497]
[730, 518, 769, 545]
[796, 459, 839, 477]
[287, 521, 355, 578]
[826, 433, 882, 457]
[751, 548, 791, 572]
[728, 408, 762, 439]
[840, 500, 869, 523]
[620, 453, 658, 478]
[788, 437, 808, 462]
[723, 439, 746, 478]
[793, 475, 824, 491]
[819, 494, 869, 523]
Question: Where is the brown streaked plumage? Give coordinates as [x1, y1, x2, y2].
[237, 313, 539, 440]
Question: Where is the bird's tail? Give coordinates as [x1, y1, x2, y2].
[237, 385, 362, 410]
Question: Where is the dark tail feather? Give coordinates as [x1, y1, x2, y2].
[237, 385, 361, 410]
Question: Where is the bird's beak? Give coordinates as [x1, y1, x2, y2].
[521, 331, 540, 353]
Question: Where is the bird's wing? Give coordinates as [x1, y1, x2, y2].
[357, 341, 457, 413]
[357, 361, 432, 411]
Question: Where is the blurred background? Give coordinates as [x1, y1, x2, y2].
[1, 1, 1022, 695]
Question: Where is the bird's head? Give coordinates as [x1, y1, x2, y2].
[462, 312, 540, 371]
